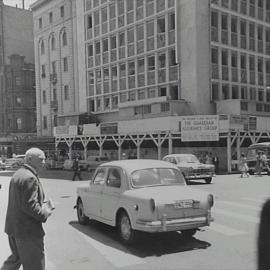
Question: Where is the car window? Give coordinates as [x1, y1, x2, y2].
[106, 168, 121, 188]
[176, 155, 199, 163]
[131, 168, 185, 188]
[93, 168, 106, 185]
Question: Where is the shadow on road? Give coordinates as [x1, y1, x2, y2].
[69, 220, 211, 258]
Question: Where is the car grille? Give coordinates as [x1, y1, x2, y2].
[193, 168, 211, 174]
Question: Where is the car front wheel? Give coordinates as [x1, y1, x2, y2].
[205, 177, 212, 184]
[118, 212, 137, 244]
[77, 199, 89, 225]
[181, 229, 197, 238]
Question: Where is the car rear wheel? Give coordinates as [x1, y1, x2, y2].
[181, 229, 197, 238]
[205, 177, 212, 184]
[118, 212, 137, 244]
[77, 199, 89, 225]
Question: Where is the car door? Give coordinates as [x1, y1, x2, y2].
[100, 167, 122, 223]
[84, 167, 106, 219]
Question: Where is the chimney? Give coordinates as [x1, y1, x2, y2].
[22, 0, 25, 9]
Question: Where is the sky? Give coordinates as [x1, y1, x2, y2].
[3, 0, 36, 9]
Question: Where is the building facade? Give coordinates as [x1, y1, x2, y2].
[31, 0, 79, 137]
[0, 1, 36, 156]
[211, 0, 270, 116]
[34, 0, 270, 171]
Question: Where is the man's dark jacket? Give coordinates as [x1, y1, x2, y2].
[4, 164, 50, 239]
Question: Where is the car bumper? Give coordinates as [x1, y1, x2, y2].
[186, 174, 213, 180]
[135, 212, 214, 233]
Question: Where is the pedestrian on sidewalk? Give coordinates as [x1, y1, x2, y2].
[256, 151, 264, 177]
[238, 152, 249, 178]
[72, 156, 82, 181]
[0, 148, 54, 270]
[212, 154, 219, 175]
[261, 151, 270, 175]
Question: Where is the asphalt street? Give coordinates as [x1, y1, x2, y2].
[1, 170, 270, 270]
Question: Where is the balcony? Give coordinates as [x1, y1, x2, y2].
[49, 73, 57, 84]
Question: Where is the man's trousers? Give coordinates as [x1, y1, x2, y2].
[0, 235, 45, 270]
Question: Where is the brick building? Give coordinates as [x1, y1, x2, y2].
[0, 1, 36, 156]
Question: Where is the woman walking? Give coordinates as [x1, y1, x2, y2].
[239, 153, 249, 178]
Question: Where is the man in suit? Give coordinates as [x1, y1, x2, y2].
[72, 156, 82, 181]
[0, 148, 54, 270]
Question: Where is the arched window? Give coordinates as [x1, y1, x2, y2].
[51, 35, 55, 50]
[62, 31, 67, 46]
[40, 40, 45, 55]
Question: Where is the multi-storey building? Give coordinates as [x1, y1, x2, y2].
[4, 54, 36, 134]
[31, 0, 79, 137]
[33, 0, 270, 171]
[211, 0, 270, 116]
[0, 1, 36, 156]
[78, 0, 211, 123]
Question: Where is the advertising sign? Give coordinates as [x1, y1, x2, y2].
[181, 115, 219, 142]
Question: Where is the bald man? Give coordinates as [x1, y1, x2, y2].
[1, 148, 54, 270]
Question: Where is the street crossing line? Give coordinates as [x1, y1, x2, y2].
[74, 229, 145, 268]
[213, 208, 259, 223]
[216, 200, 260, 211]
[209, 223, 246, 236]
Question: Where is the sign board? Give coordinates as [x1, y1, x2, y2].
[181, 115, 219, 142]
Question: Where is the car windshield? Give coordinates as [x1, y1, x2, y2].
[130, 168, 185, 188]
[247, 147, 270, 159]
[176, 155, 199, 163]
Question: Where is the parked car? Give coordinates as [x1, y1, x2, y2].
[246, 142, 270, 175]
[75, 159, 214, 244]
[162, 154, 215, 184]
[79, 155, 109, 172]
[4, 155, 25, 170]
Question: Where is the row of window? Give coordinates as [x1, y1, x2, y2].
[211, 48, 270, 85]
[88, 48, 177, 84]
[86, 13, 175, 67]
[87, 64, 178, 96]
[40, 31, 68, 55]
[88, 84, 178, 113]
[42, 86, 69, 104]
[38, 5, 65, 29]
[211, 0, 270, 22]
[212, 82, 270, 103]
[85, 0, 175, 21]
[7, 117, 23, 130]
[211, 10, 270, 54]
[41, 57, 69, 78]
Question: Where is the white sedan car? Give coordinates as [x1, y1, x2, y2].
[75, 159, 214, 244]
[163, 154, 215, 184]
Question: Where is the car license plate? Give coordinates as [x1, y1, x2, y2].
[174, 200, 193, 209]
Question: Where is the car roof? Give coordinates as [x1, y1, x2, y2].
[16, 155, 25, 158]
[163, 154, 195, 158]
[99, 159, 178, 173]
[248, 142, 270, 148]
